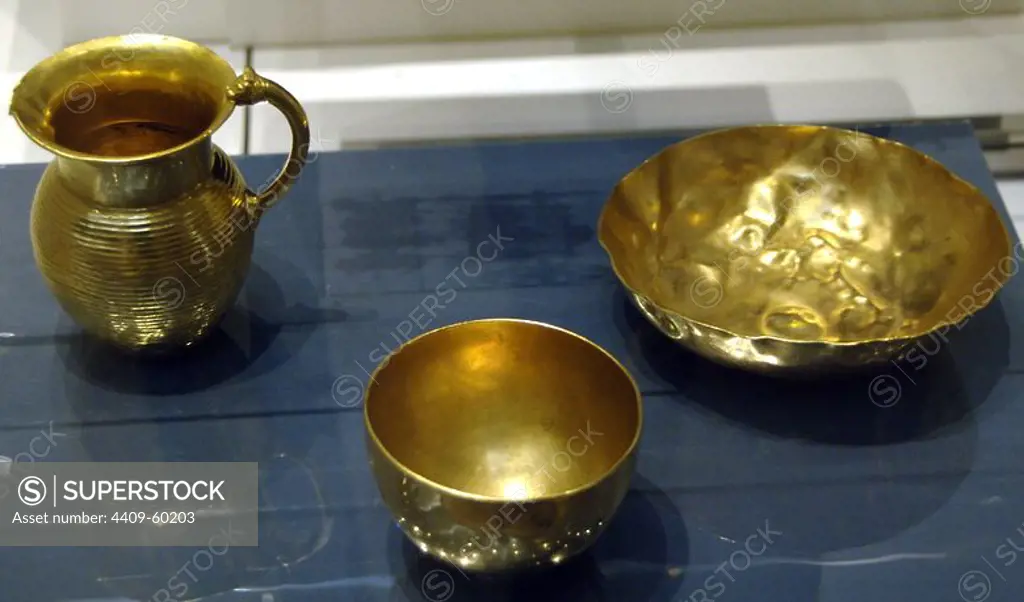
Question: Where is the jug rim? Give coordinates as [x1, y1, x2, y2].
[9, 34, 239, 165]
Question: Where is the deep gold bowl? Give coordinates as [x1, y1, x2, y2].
[364, 318, 642, 572]
[599, 125, 1015, 375]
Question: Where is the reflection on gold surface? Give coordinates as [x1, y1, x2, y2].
[599, 125, 1014, 374]
[364, 319, 642, 572]
[9, 34, 309, 351]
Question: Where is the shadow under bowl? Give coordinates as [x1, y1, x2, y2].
[364, 318, 642, 573]
[598, 124, 1014, 376]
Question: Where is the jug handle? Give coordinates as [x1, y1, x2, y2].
[227, 67, 311, 215]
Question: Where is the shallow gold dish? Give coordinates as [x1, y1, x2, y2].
[364, 319, 642, 572]
[599, 125, 1014, 375]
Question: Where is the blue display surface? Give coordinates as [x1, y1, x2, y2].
[0, 122, 1021, 602]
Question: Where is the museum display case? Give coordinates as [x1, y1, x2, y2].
[1, 2, 1023, 601]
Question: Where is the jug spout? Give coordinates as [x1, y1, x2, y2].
[9, 34, 240, 208]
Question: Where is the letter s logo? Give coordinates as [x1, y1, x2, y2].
[421, 569, 455, 602]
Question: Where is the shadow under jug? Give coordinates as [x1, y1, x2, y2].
[9, 34, 310, 351]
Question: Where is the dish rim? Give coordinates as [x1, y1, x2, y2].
[597, 123, 1016, 348]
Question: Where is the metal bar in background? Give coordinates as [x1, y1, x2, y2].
[241, 45, 254, 156]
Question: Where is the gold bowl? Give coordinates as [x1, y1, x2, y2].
[364, 319, 642, 572]
[598, 125, 1014, 375]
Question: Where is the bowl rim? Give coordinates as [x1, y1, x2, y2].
[597, 123, 1017, 347]
[363, 317, 644, 504]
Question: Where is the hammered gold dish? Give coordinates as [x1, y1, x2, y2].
[9, 34, 309, 351]
[598, 125, 1014, 375]
[364, 319, 642, 572]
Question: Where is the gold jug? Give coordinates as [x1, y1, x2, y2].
[9, 34, 310, 351]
